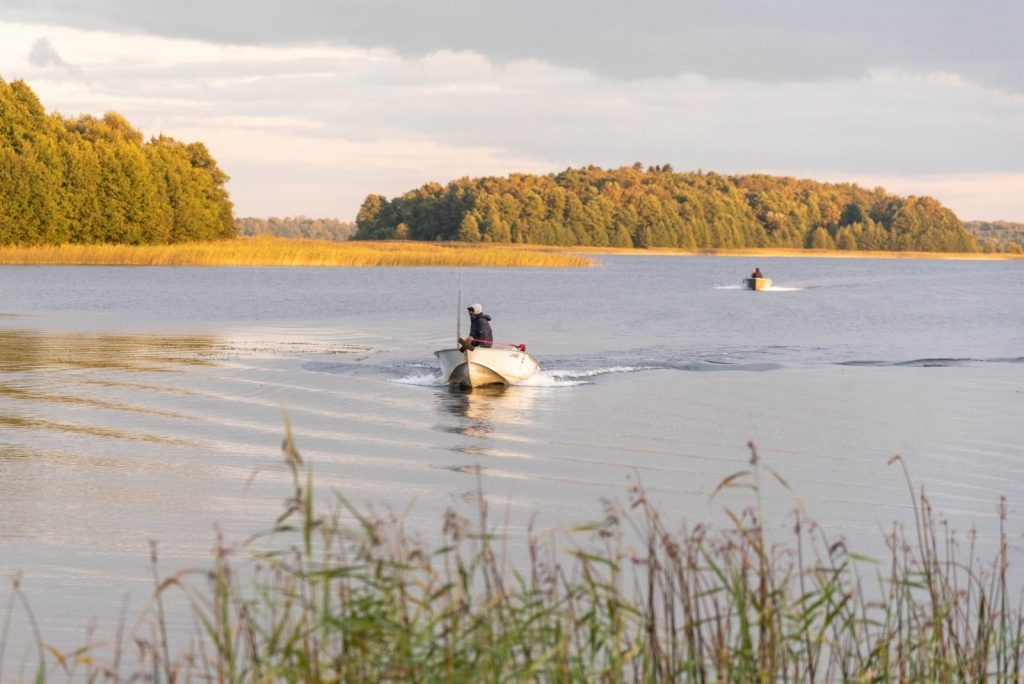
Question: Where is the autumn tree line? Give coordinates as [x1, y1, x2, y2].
[0, 78, 234, 245]
[355, 163, 983, 253]
[963, 221, 1024, 254]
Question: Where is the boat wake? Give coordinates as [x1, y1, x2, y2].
[391, 365, 656, 388]
[392, 371, 446, 386]
[840, 356, 1024, 368]
[394, 359, 793, 388]
[714, 284, 803, 291]
[522, 365, 655, 386]
[389, 353, 1023, 388]
[679, 360, 785, 372]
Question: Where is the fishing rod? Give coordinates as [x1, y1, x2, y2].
[456, 269, 463, 341]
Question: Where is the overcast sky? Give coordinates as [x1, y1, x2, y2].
[1, 1, 1021, 222]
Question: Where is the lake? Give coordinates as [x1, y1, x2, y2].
[1, 254, 1022, 669]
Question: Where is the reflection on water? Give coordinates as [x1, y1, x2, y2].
[0, 381, 194, 419]
[0, 329, 219, 373]
[0, 328, 222, 448]
[439, 385, 537, 434]
[437, 385, 539, 472]
[0, 413, 197, 445]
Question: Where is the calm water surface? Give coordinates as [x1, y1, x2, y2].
[1, 255, 1022, 663]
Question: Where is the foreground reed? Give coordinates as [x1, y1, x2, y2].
[3, 434, 1022, 682]
[0, 238, 594, 267]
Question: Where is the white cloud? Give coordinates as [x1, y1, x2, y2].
[5, 1, 1022, 90]
[175, 125, 559, 219]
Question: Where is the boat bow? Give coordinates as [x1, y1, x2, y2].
[435, 344, 541, 388]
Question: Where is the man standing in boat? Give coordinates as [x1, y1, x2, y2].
[466, 303, 493, 348]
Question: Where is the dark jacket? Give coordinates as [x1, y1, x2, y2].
[469, 314, 493, 348]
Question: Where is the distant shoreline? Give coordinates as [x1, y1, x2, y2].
[571, 246, 1023, 261]
[0, 238, 1019, 266]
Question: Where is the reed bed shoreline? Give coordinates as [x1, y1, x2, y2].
[0, 238, 595, 268]
[2, 433, 1022, 682]
[0, 238, 1018, 267]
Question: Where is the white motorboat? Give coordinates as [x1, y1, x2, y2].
[743, 276, 772, 291]
[435, 340, 541, 388]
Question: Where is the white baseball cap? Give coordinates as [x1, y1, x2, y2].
[467, 303, 483, 314]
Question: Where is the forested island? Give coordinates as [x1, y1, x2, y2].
[354, 164, 985, 253]
[0, 78, 234, 245]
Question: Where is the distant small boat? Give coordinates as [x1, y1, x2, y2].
[435, 341, 541, 388]
[743, 277, 772, 291]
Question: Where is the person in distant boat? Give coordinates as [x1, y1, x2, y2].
[465, 303, 493, 349]
[751, 267, 764, 278]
